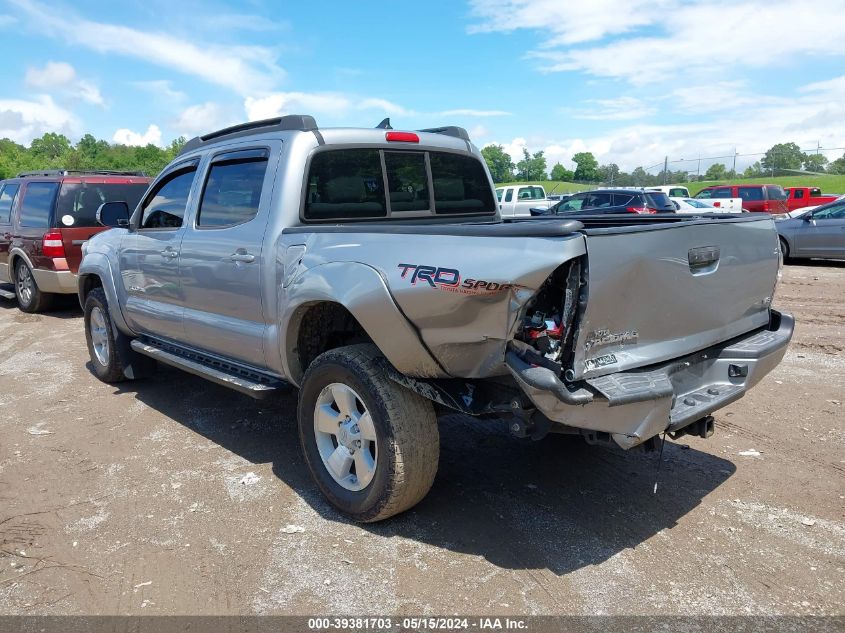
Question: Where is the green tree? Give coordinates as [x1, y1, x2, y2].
[480, 144, 514, 183]
[515, 148, 547, 181]
[597, 163, 620, 184]
[803, 154, 828, 173]
[761, 142, 805, 173]
[829, 152, 845, 175]
[30, 133, 72, 163]
[550, 162, 573, 182]
[743, 161, 764, 178]
[572, 151, 599, 182]
[704, 163, 727, 180]
[630, 166, 649, 185]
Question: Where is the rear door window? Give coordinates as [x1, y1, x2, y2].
[19, 182, 58, 228]
[304, 149, 387, 220]
[765, 185, 786, 200]
[613, 193, 636, 206]
[429, 152, 495, 215]
[140, 165, 198, 229]
[738, 187, 764, 201]
[584, 192, 613, 209]
[0, 184, 20, 224]
[55, 182, 149, 228]
[504, 189, 514, 202]
[198, 150, 269, 227]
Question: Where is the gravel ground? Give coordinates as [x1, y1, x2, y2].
[0, 262, 842, 616]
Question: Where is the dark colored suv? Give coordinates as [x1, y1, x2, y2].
[530, 188, 676, 216]
[695, 184, 788, 213]
[0, 170, 151, 312]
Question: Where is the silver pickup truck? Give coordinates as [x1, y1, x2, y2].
[78, 116, 793, 522]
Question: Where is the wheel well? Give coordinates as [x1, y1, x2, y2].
[80, 274, 103, 303]
[778, 235, 790, 256]
[292, 302, 371, 382]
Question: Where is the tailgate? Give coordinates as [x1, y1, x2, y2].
[572, 217, 780, 379]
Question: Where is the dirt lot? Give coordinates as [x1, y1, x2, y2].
[0, 263, 842, 616]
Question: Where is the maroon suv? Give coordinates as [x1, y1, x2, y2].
[695, 183, 788, 214]
[0, 170, 151, 312]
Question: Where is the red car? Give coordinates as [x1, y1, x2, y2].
[0, 170, 151, 312]
[695, 184, 788, 214]
[783, 187, 838, 211]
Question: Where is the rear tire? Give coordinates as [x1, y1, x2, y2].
[779, 237, 791, 262]
[298, 344, 439, 522]
[14, 260, 54, 313]
[84, 287, 155, 382]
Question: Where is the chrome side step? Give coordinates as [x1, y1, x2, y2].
[0, 287, 16, 300]
[130, 339, 284, 399]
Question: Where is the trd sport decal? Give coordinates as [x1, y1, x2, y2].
[397, 264, 515, 295]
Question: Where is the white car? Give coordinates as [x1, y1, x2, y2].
[670, 197, 742, 214]
[496, 185, 551, 218]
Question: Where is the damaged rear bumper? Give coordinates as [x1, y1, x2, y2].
[506, 310, 794, 449]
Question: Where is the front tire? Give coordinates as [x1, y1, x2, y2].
[298, 344, 439, 522]
[779, 237, 790, 261]
[14, 260, 53, 313]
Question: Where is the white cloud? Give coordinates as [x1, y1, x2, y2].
[469, 0, 845, 85]
[440, 108, 511, 117]
[132, 80, 188, 105]
[0, 95, 79, 144]
[569, 96, 656, 121]
[174, 102, 235, 136]
[10, 0, 284, 96]
[25, 61, 104, 106]
[113, 124, 162, 147]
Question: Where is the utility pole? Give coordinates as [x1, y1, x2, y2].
[697, 153, 701, 180]
[663, 156, 668, 184]
[732, 147, 737, 176]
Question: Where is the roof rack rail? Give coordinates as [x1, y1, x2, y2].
[179, 115, 319, 155]
[417, 126, 471, 142]
[16, 169, 147, 178]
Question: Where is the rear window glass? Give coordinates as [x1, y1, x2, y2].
[430, 152, 495, 215]
[645, 192, 673, 208]
[765, 185, 786, 200]
[739, 187, 764, 201]
[385, 152, 430, 212]
[56, 182, 148, 228]
[517, 186, 545, 200]
[19, 182, 58, 228]
[0, 184, 19, 224]
[305, 149, 387, 220]
[668, 187, 689, 197]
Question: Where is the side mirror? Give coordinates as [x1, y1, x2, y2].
[96, 201, 130, 228]
[803, 213, 815, 223]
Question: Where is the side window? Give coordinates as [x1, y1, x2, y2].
[765, 185, 786, 200]
[304, 149, 386, 221]
[810, 188, 821, 197]
[794, 189, 804, 199]
[613, 194, 635, 206]
[19, 182, 58, 228]
[813, 202, 845, 220]
[559, 193, 586, 211]
[738, 187, 764, 201]
[496, 188, 503, 202]
[0, 184, 20, 224]
[385, 152, 430, 212]
[429, 152, 495, 214]
[198, 151, 269, 228]
[584, 193, 613, 208]
[140, 166, 198, 229]
[696, 189, 712, 199]
[504, 189, 513, 202]
[712, 188, 733, 199]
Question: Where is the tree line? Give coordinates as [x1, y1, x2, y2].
[0, 133, 187, 180]
[481, 141, 845, 184]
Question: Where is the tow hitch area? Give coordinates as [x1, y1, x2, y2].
[669, 415, 715, 441]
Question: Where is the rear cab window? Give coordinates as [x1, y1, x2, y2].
[0, 183, 20, 224]
[55, 181, 149, 228]
[516, 186, 545, 200]
[19, 182, 59, 227]
[303, 148, 495, 221]
[667, 187, 689, 197]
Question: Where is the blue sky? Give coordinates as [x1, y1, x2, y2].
[2, 0, 845, 173]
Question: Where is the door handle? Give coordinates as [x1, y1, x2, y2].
[161, 249, 178, 259]
[229, 251, 255, 263]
